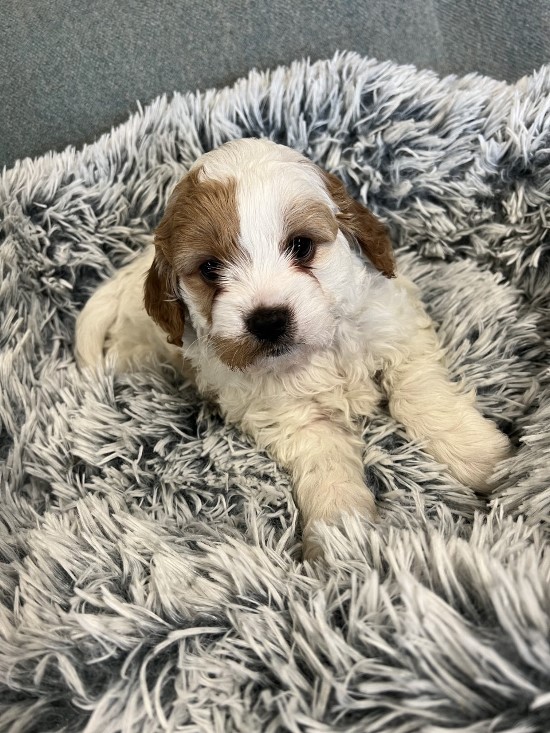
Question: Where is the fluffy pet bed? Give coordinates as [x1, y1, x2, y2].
[1, 52, 550, 732]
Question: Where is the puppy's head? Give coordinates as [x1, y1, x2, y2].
[144, 139, 394, 371]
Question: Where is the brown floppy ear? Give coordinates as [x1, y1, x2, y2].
[143, 249, 185, 347]
[322, 171, 396, 278]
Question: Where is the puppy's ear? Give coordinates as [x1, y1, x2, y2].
[322, 171, 396, 278]
[144, 248, 185, 347]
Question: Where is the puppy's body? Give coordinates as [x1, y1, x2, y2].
[76, 139, 510, 558]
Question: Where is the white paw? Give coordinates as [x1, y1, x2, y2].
[301, 482, 377, 561]
[302, 533, 325, 562]
[431, 417, 512, 493]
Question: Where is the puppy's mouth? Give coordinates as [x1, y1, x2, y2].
[210, 334, 302, 370]
[265, 340, 298, 358]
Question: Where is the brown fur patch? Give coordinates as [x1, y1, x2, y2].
[144, 167, 241, 341]
[321, 171, 396, 278]
[143, 255, 186, 346]
[282, 199, 339, 276]
[157, 168, 241, 273]
[210, 335, 265, 371]
[283, 200, 338, 249]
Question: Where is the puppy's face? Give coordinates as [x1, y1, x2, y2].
[144, 139, 394, 371]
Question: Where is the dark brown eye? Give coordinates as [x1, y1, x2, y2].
[287, 236, 314, 262]
[199, 259, 222, 283]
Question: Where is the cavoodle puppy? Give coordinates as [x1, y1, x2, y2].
[76, 138, 511, 558]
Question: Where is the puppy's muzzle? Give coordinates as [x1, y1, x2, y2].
[246, 306, 293, 345]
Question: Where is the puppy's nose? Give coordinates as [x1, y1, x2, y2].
[246, 306, 291, 343]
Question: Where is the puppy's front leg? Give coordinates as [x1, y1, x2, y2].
[382, 305, 511, 492]
[242, 407, 376, 560]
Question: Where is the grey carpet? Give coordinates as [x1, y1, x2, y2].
[1, 52, 550, 731]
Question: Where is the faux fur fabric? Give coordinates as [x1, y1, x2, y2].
[1, 52, 550, 732]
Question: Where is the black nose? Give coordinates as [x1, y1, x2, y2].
[246, 306, 292, 343]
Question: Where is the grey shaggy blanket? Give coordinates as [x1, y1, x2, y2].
[1, 52, 550, 732]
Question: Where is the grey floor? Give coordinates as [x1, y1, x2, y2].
[1, 0, 548, 168]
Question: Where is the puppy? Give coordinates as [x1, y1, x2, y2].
[75, 138, 511, 558]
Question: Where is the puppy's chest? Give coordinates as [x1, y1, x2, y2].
[213, 344, 382, 427]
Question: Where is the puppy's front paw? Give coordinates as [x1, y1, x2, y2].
[434, 418, 512, 493]
[302, 532, 325, 562]
[301, 482, 377, 561]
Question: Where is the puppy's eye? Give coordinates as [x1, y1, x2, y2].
[199, 259, 222, 283]
[287, 236, 314, 262]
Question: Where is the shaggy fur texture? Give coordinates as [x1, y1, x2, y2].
[1, 52, 550, 731]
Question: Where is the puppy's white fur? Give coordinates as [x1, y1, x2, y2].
[76, 139, 511, 559]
